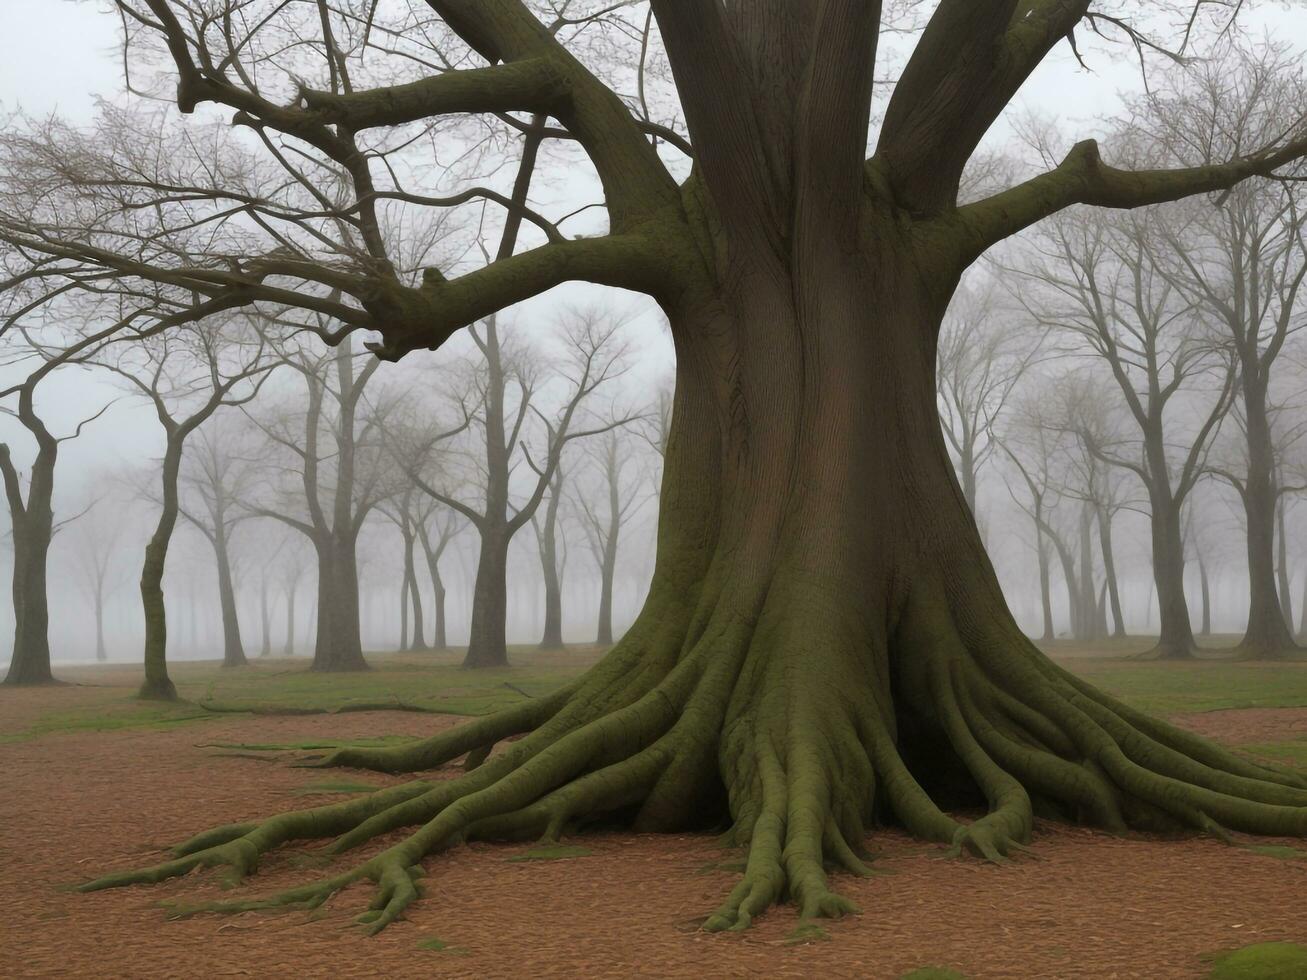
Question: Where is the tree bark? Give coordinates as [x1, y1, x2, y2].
[536, 466, 566, 649]
[464, 532, 509, 668]
[259, 574, 272, 658]
[1237, 379, 1297, 656]
[283, 580, 297, 656]
[212, 526, 248, 668]
[1276, 495, 1293, 633]
[0, 438, 57, 685]
[311, 533, 369, 672]
[1197, 552, 1212, 638]
[1097, 505, 1126, 638]
[139, 435, 184, 700]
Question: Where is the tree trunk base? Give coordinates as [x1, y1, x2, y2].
[80, 584, 1307, 934]
[138, 677, 179, 701]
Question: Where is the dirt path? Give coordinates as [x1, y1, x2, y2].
[2, 705, 1306, 978]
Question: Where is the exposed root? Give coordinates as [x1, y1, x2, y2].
[79, 582, 1307, 937]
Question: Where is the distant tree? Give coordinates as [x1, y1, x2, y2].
[103, 316, 274, 699]
[245, 336, 388, 672]
[1015, 207, 1235, 657]
[575, 429, 647, 645]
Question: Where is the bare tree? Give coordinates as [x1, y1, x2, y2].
[1143, 45, 1307, 657]
[104, 316, 274, 699]
[937, 275, 1039, 532]
[245, 335, 388, 672]
[177, 418, 262, 669]
[575, 429, 648, 645]
[410, 309, 632, 667]
[531, 462, 568, 649]
[1015, 207, 1235, 657]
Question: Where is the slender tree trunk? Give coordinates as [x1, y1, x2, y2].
[423, 549, 448, 651]
[399, 566, 410, 651]
[403, 525, 425, 650]
[139, 436, 184, 700]
[1076, 502, 1101, 641]
[259, 575, 272, 658]
[537, 468, 565, 649]
[1097, 506, 1125, 639]
[1275, 496, 1293, 632]
[1299, 573, 1307, 644]
[94, 585, 107, 662]
[212, 528, 247, 668]
[1198, 552, 1212, 638]
[284, 581, 297, 655]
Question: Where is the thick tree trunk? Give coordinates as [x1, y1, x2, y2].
[212, 529, 247, 668]
[1145, 491, 1196, 660]
[311, 536, 368, 672]
[0, 443, 56, 686]
[464, 533, 509, 668]
[1237, 382, 1296, 657]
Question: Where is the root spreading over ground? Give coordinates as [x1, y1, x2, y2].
[80, 582, 1307, 937]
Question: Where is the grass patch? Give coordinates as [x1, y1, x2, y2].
[1067, 661, 1307, 716]
[1238, 740, 1307, 766]
[899, 970, 968, 980]
[1205, 942, 1307, 978]
[0, 703, 215, 744]
[504, 844, 593, 862]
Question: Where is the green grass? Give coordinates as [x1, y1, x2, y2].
[1205, 942, 1307, 978]
[417, 936, 467, 954]
[1064, 660, 1307, 716]
[899, 968, 968, 980]
[0, 647, 594, 743]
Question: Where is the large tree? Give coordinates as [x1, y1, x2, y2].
[21, 0, 1307, 936]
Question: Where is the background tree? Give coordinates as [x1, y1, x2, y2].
[104, 316, 273, 699]
[177, 418, 261, 668]
[574, 428, 647, 645]
[1142, 46, 1307, 657]
[1015, 208, 1235, 657]
[246, 336, 388, 671]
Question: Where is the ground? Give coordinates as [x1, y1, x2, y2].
[2, 642, 1306, 979]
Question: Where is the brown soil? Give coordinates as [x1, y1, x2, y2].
[2, 696, 1306, 978]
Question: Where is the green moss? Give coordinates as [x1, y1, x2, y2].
[504, 844, 593, 862]
[1206, 942, 1307, 979]
[416, 936, 466, 953]
[899, 969, 968, 980]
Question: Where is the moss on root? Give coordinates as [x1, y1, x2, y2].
[76, 580, 1307, 938]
